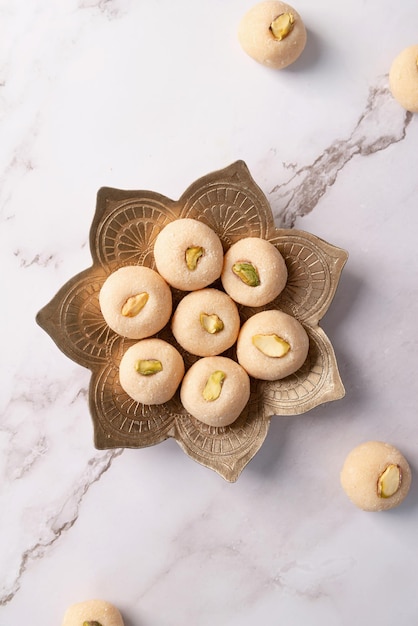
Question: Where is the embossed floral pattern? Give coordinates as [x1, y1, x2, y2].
[37, 161, 348, 481]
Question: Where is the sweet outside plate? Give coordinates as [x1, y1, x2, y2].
[36, 161, 348, 482]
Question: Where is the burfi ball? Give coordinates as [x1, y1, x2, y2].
[236, 309, 309, 380]
[119, 338, 185, 405]
[153, 218, 224, 291]
[180, 356, 251, 427]
[340, 441, 412, 512]
[61, 599, 124, 626]
[172, 288, 241, 357]
[389, 44, 418, 113]
[99, 265, 172, 339]
[221, 237, 287, 307]
[238, 1, 307, 69]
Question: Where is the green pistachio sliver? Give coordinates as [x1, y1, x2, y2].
[377, 464, 402, 498]
[135, 359, 163, 376]
[121, 292, 149, 317]
[232, 262, 260, 287]
[83, 621, 103, 626]
[185, 246, 204, 270]
[200, 312, 224, 334]
[252, 333, 290, 357]
[202, 370, 226, 402]
[270, 12, 295, 40]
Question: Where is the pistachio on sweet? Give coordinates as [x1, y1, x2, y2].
[134, 359, 163, 376]
[185, 246, 204, 270]
[202, 370, 226, 402]
[83, 622, 103, 626]
[232, 261, 260, 287]
[121, 292, 149, 317]
[270, 12, 295, 40]
[200, 312, 224, 334]
[377, 464, 402, 498]
[252, 333, 290, 357]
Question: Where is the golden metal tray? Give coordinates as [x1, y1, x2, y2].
[37, 161, 348, 481]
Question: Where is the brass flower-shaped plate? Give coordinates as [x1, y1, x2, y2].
[37, 161, 348, 482]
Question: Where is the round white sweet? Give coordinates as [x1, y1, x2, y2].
[61, 599, 124, 626]
[389, 44, 418, 113]
[238, 1, 307, 69]
[99, 265, 172, 340]
[153, 218, 224, 291]
[236, 309, 309, 380]
[119, 338, 184, 405]
[171, 288, 241, 357]
[340, 441, 412, 512]
[180, 356, 251, 427]
[221, 237, 287, 307]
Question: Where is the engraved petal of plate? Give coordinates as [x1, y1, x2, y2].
[91, 363, 178, 449]
[261, 326, 345, 417]
[36, 268, 114, 368]
[93, 189, 178, 269]
[181, 161, 275, 246]
[173, 389, 269, 482]
[270, 229, 348, 325]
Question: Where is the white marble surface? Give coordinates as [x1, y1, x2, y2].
[1, 0, 418, 624]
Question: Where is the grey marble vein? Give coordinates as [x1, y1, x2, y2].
[13, 250, 57, 269]
[0, 448, 123, 606]
[269, 78, 413, 228]
[78, 0, 128, 18]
